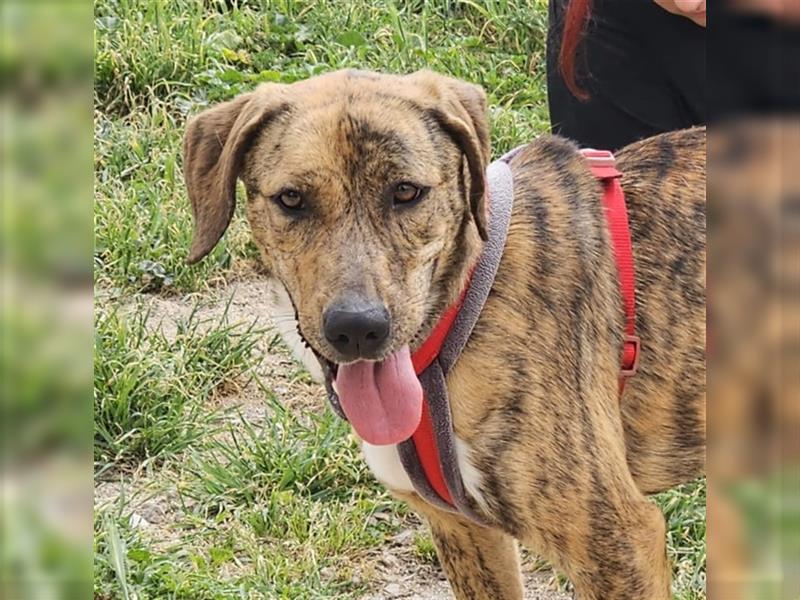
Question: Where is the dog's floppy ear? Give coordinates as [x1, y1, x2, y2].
[183, 85, 288, 264]
[408, 71, 491, 240]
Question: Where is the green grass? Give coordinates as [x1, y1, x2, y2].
[93, 0, 705, 598]
[659, 479, 707, 599]
[94, 299, 261, 470]
[95, 408, 402, 599]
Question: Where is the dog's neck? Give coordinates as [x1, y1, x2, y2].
[412, 224, 483, 354]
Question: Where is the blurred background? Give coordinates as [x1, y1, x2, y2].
[707, 2, 800, 599]
[1, 1, 93, 599]
[0, 0, 798, 598]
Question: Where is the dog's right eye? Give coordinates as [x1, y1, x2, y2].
[391, 182, 428, 207]
[275, 189, 304, 211]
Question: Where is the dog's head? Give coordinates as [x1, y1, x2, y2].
[183, 70, 490, 444]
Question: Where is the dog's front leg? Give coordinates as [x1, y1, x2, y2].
[396, 492, 524, 600]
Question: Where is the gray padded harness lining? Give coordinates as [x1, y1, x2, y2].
[396, 149, 519, 526]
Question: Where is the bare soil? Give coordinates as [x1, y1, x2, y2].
[361, 563, 572, 600]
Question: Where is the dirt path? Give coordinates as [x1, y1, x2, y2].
[361, 569, 571, 600]
[130, 278, 571, 600]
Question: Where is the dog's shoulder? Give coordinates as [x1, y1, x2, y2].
[504, 134, 583, 173]
[616, 126, 706, 190]
[503, 134, 600, 214]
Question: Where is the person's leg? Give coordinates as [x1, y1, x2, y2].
[547, 0, 705, 150]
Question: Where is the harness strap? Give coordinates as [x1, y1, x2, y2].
[398, 155, 517, 526]
[439, 157, 518, 372]
[581, 149, 640, 391]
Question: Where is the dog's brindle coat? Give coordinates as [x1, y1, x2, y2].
[183, 70, 705, 599]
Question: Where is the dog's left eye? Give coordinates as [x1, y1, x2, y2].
[392, 182, 424, 205]
[275, 189, 305, 211]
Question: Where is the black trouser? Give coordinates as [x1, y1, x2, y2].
[547, 0, 706, 150]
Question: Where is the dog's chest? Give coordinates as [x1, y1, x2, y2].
[361, 442, 414, 491]
[361, 437, 487, 512]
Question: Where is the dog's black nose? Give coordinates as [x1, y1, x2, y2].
[323, 298, 391, 360]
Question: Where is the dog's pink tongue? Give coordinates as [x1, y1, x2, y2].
[335, 345, 422, 446]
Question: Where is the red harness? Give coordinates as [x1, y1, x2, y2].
[408, 149, 639, 508]
[582, 149, 640, 392]
[409, 290, 468, 504]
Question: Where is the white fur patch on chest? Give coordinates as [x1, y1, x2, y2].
[361, 442, 413, 491]
[361, 436, 487, 514]
[454, 437, 490, 515]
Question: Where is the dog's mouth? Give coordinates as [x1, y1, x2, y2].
[311, 345, 423, 447]
[314, 352, 341, 412]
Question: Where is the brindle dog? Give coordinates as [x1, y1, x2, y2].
[182, 69, 706, 600]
